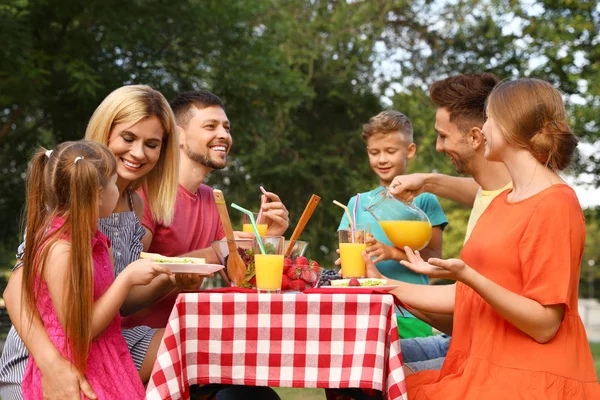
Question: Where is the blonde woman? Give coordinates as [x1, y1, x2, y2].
[1, 85, 181, 400]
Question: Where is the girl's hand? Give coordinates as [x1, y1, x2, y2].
[124, 259, 172, 287]
[361, 251, 385, 279]
[400, 247, 468, 281]
[41, 356, 96, 400]
[366, 238, 400, 264]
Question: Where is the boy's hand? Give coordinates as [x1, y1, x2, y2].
[124, 259, 172, 287]
[366, 238, 400, 264]
[361, 251, 385, 279]
[389, 173, 426, 203]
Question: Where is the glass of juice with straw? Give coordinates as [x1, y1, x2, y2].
[338, 228, 367, 278]
[243, 212, 268, 236]
[254, 236, 284, 293]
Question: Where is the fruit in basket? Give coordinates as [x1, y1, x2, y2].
[289, 279, 307, 292]
[282, 258, 322, 292]
[287, 266, 301, 280]
[318, 269, 342, 287]
[295, 256, 309, 266]
[283, 257, 293, 273]
[309, 260, 319, 272]
[281, 275, 291, 290]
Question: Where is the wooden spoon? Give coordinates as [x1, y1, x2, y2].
[213, 189, 246, 286]
[285, 194, 321, 257]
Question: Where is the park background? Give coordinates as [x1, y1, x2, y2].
[1, 0, 600, 391]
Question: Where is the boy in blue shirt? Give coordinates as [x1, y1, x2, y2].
[338, 110, 448, 338]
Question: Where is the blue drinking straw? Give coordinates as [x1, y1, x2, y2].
[231, 203, 266, 254]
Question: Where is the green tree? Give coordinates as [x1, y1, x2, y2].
[2, 0, 599, 275]
[0, 0, 310, 266]
[582, 207, 600, 300]
[209, 0, 395, 265]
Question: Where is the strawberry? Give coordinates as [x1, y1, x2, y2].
[289, 279, 307, 292]
[287, 266, 301, 280]
[300, 270, 313, 283]
[348, 278, 361, 287]
[283, 257, 293, 273]
[309, 260, 320, 273]
[250, 277, 257, 287]
[281, 274, 291, 290]
[295, 256, 309, 266]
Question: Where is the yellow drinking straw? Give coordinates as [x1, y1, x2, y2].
[333, 200, 353, 229]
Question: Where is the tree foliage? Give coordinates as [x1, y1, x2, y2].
[1, 0, 599, 294]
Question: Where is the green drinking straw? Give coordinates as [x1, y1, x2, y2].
[231, 203, 266, 254]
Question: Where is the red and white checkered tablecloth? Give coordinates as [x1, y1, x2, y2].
[145, 292, 407, 400]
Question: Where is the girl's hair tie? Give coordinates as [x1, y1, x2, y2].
[45, 149, 53, 158]
[74, 156, 84, 164]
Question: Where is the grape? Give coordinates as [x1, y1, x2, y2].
[318, 269, 341, 287]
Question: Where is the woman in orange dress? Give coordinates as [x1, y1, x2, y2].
[364, 78, 600, 399]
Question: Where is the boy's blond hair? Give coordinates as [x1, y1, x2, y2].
[362, 110, 414, 143]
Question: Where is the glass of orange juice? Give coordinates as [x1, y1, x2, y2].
[243, 212, 268, 236]
[338, 228, 367, 278]
[254, 236, 284, 293]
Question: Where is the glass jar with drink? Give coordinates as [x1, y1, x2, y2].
[364, 187, 432, 251]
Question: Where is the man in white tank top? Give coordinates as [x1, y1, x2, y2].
[389, 73, 512, 373]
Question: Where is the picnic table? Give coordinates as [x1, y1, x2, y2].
[145, 288, 408, 400]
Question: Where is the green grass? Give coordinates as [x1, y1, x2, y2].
[272, 387, 326, 399]
[589, 342, 600, 379]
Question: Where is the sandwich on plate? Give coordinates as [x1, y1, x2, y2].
[139, 252, 205, 265]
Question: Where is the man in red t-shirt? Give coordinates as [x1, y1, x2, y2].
[135, 91, 287, 400]
[131, 91, 289, 330]
[141, 90, 289, 260]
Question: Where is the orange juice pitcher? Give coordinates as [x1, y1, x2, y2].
[364, 187, 432, 251]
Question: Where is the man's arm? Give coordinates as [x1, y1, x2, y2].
[390, 173, 479, 207]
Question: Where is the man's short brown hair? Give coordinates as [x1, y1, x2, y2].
[430, 73, 500, 133]
[362, 110, 413, 142]
[169, 90, 225, 128]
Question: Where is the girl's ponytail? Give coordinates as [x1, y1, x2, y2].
[21, 149, 51, 330]
[65, 155, 98, 371]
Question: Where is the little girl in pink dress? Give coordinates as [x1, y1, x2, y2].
[19, 141, 170, 399]
[22, 218, 147, 399]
